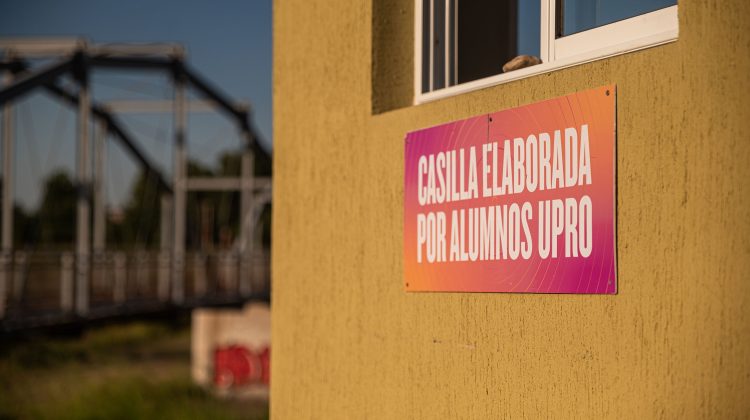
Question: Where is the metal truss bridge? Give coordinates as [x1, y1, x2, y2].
[0, 38, 271, 332]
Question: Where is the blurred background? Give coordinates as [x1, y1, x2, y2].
[0, 1, 272, 418]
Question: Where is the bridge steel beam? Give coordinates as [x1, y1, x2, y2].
[0, 48, 267, 318]
[2, 59, 173, 194]
[239, 133, 255, 297]
[178, 62, 264, 153]
[158, 194, 173, 302]
[171, 69, 187, 304]
[179, 63, 242, 120]
[0, 67, 14, 318]
[0, 58, 72, 106]
[74, 53, 91, 316]
[42, 83, 173, 194]
[87, 55, 174, 71]
[92, 119, 106, 253]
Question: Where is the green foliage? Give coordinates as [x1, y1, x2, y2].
[40, 378, 262, 420]
[186, 160, 224, 249]
[117, 171, 163, 248]
[12, 204, 39, 247]
[0, 322, 176, 369]
[37, 171, 77, 245]
[0, 321, 268, 420]
[108, 154, 271, 250]
[254, 147, 273, 177]
[10, 147, 272, 250]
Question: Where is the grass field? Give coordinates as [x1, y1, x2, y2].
[0, 319, 268, 420]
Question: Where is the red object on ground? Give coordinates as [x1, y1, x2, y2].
[213, 345, 270, 389]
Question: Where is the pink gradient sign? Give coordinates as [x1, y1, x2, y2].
[404, 85, 616, 293]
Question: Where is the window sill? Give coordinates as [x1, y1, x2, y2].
[415, 5, 678, 105]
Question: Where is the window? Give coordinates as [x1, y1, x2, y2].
[415, 0, 678, 103]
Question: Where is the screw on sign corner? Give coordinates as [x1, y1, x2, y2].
[606, 90, 610, 96]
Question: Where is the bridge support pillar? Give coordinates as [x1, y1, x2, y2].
[194, 252, 207, 296]
[91, 119, 107, 295]
[60, 252, 74, 312]
[172, 72, 186, 304]
[1, 68, 14, 318]
[74, 56, 91, 316]
[93, 119, 106, 253]
[113, 252, 126, 304]
[159, 194, 173, 301]
[239, 134, 254, 297]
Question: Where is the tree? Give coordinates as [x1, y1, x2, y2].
[13, 205, 39, 247]
[0, 177, 40, 246]
[108, 148, 272, 251]
[37, 171, 76, 246]
[118, 171, 162, 248]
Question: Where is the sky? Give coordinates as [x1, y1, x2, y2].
[0, 0, 272, 210]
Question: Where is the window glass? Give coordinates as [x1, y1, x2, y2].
[560, 0, 676, 36]
[416, 0, 678, 98]
[433, 0, 446, 90]
[517, 0, 541, 58]
[456, 0, 539, 84]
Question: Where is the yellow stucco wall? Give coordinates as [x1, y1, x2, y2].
[271, 1, 750, 418]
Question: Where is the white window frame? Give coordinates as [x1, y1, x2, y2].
[414, 1, 678, 104]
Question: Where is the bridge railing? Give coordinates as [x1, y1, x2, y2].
[0, 249, 270, 329]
